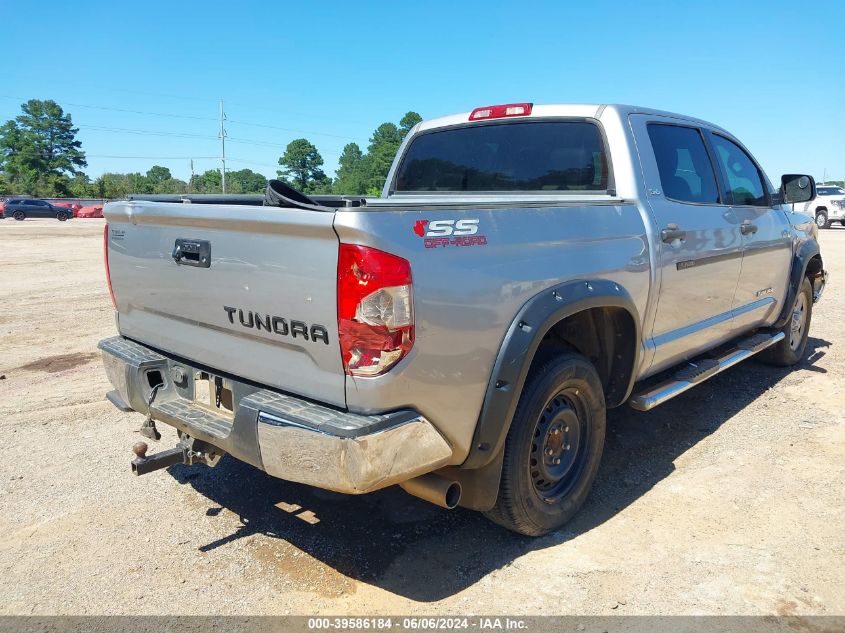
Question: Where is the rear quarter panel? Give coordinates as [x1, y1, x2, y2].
[334, 202, 651, 463]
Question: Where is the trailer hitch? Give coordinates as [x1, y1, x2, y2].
[131, 435, 224, 476]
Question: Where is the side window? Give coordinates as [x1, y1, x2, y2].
[709, 135, 767, 207]
[647, 124, 720, 204]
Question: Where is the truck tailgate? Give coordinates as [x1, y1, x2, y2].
[104, 201, 345, 407]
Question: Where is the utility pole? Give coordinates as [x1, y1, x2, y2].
[189, 159, 195, 192]
[219, 99, 227, 194]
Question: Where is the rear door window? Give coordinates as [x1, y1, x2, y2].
[647, 124, 720, 204]
[393, 120, 609, 193]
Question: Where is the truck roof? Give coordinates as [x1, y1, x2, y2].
[415, 104, 728, 135]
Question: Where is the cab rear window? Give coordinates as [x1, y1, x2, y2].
[393, 120, 609, 193]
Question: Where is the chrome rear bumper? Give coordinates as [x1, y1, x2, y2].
[98, 336, 452, 494]
[256, 411, 452, 493]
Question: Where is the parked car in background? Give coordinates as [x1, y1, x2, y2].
[3, 198, 74, 221]
[77, 205, 104, 218]
[0, 199, 5, 219]
[792, 184, 845, 229]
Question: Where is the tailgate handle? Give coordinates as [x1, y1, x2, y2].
[172, 239, 211, 268]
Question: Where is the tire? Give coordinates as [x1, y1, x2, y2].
[815, 210, 830, 229]
[57, 212, 68, 221]
[13, 211, 24, 221]
[484, 351, 606, 536]
[762, 277, 813, 366]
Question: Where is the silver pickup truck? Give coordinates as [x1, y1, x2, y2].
[99, 103, 826, 536]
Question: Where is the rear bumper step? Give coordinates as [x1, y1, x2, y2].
[628, 330, 785, 411]
[98, 336, 452, 494]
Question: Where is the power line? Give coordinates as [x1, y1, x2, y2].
[1, 94, 367, 142]
[78, 124, 217, 140]
[0, 94, 217, 121]
[76, 123, 298, 149]
[226, 119, 365, 142]
[76, 124, 344, 155]
[86, 154, 219, 159]
[9, 81, 377, 126]
[227, 157, 280, 169]
[228, 136, 293, 148]
[85, 154, 278, 171]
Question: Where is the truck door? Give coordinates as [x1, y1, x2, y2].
[629, 114, 744, 374]
[706, 132, 792, 331]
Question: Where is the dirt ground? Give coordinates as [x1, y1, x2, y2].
[0, 218, 842, 616]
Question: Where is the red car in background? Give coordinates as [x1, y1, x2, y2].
[77, 205, 104, 218]
[53, 202, 83, 217]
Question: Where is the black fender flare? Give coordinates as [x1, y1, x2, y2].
[774, 240, 822, 328]
[461, 279, 641, 471]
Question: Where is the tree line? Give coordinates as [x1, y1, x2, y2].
[0, 98, 421, 199]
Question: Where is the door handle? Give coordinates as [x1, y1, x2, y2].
[740, 221, 758, 236]
[660, 224, 686, 243]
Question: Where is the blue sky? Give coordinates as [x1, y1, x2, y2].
[2, 0, 844, 183]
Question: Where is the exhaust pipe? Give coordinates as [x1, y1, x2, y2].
[399, 473, 462, 509]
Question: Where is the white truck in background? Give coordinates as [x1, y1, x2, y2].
[795, 184, 845, 229]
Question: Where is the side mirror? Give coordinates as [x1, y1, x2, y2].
[781, 174, 816, 205]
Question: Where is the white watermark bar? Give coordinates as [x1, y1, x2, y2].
[0, 617, 842, 633]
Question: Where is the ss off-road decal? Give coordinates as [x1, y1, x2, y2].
[413, 218, 488, 249]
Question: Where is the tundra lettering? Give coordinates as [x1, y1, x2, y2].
[222, 306, 329, 344]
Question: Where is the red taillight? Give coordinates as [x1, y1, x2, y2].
[104, 224, 116, 309]
[337, 244, 413, 377]
[469, 102, 533, 121]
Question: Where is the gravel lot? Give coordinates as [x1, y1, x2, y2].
[0, 218, 842, 616]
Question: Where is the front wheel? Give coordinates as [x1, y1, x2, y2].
[57, 212, 68, 221]
[484, 351, 606, 536]
[13, 211, 25, 221]
[762, 277, 813, 366]
[815, 211, 830, 229]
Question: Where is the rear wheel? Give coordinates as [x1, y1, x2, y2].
[484, 351, 606, 536]
[13, 211, 24, 221]
[815, 210, 830, 229]
[762, 277, 813, 366]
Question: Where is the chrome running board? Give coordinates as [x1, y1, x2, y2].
[628, 331, 785, 411]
